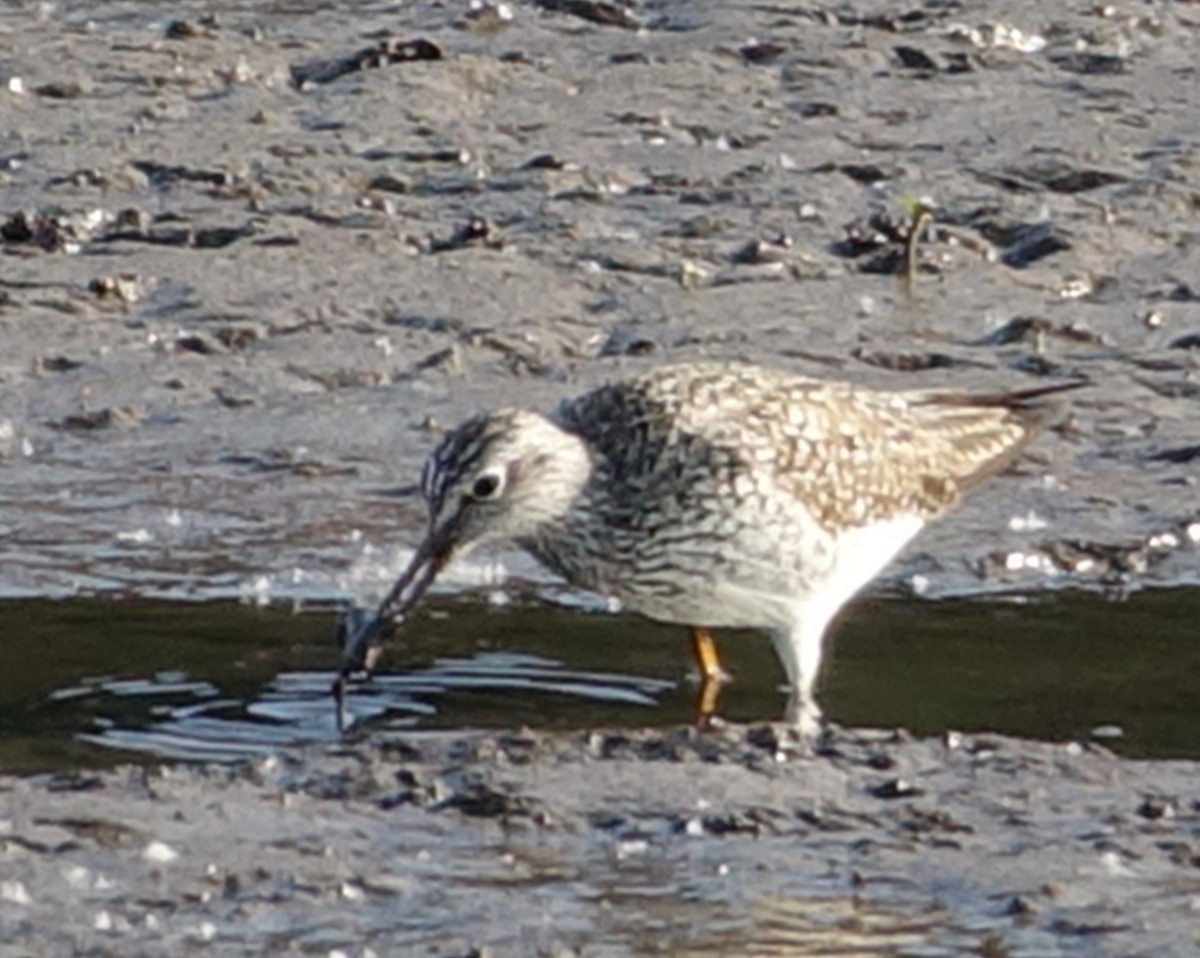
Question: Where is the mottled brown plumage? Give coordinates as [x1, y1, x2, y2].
[557, 364, 1042, 532]
[341, 362, 1078, 733]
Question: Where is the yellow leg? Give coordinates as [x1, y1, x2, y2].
[690, 626, 724, 682]
[691, 627, 728, 727]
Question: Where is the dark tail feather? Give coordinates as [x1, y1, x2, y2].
[921, 378, 1088, 409]
[916, 378, 1087, 494]
[921, 378, 1088, 428]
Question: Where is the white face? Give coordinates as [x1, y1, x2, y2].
[428, 457, 513, 557]
[421, 410, 591, 557]
[365, 411, 591, 643]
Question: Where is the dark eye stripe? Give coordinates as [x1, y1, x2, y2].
[422, 421, 490, 513]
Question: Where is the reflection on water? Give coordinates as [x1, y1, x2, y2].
[566, 844, 1045, 957]
[602, 887, 1081, 958]
[602, 890, 949, 957]
[81, 654, 674, 764]
[2, 588, 1199, 772]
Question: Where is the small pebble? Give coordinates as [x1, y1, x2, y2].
[143, 840, 179, 863]
[615, 838, 648, 859]
[0, 880, 32, 905]
[63, 865, 92, 889]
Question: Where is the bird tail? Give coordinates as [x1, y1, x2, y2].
[914, 378, 1086, 493]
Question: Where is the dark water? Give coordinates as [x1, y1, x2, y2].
[2, 589, 1198, 773]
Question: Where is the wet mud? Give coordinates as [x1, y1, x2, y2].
[1, 0, 1198, 602]
[5, 727, 1200, 956]
[2, 0, 1200, 953]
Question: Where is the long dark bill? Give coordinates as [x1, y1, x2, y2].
[332, 522, 457, 730]
[337, 524, 456, 677]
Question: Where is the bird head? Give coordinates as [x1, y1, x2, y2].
[341, 409, 590, 670]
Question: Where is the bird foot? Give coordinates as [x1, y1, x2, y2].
[783, 693, 824, 740]
[691, 674, 728, 729]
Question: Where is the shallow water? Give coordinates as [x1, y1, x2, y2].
[3, 589, 1198, 773]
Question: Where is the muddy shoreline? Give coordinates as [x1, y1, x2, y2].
[5, 727, 1200, 955]
[2, 0, 1200, 953]
[0, 0, 1197, 602]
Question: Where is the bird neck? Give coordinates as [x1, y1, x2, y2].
[511, 431, 608, 589]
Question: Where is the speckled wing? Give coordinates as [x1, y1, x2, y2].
[557, 363, 1067, 534]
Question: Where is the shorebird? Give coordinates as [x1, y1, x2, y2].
[337, 362, 1078, 734]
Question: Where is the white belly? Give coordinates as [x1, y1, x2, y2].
[612, 511, 926, 631]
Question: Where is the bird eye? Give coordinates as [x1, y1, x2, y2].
[470, 472, 503, 500]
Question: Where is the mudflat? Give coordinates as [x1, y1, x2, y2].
[1, 1, 1199, 954]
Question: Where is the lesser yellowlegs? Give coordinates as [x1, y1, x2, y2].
[337, 362, 1079, 734]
